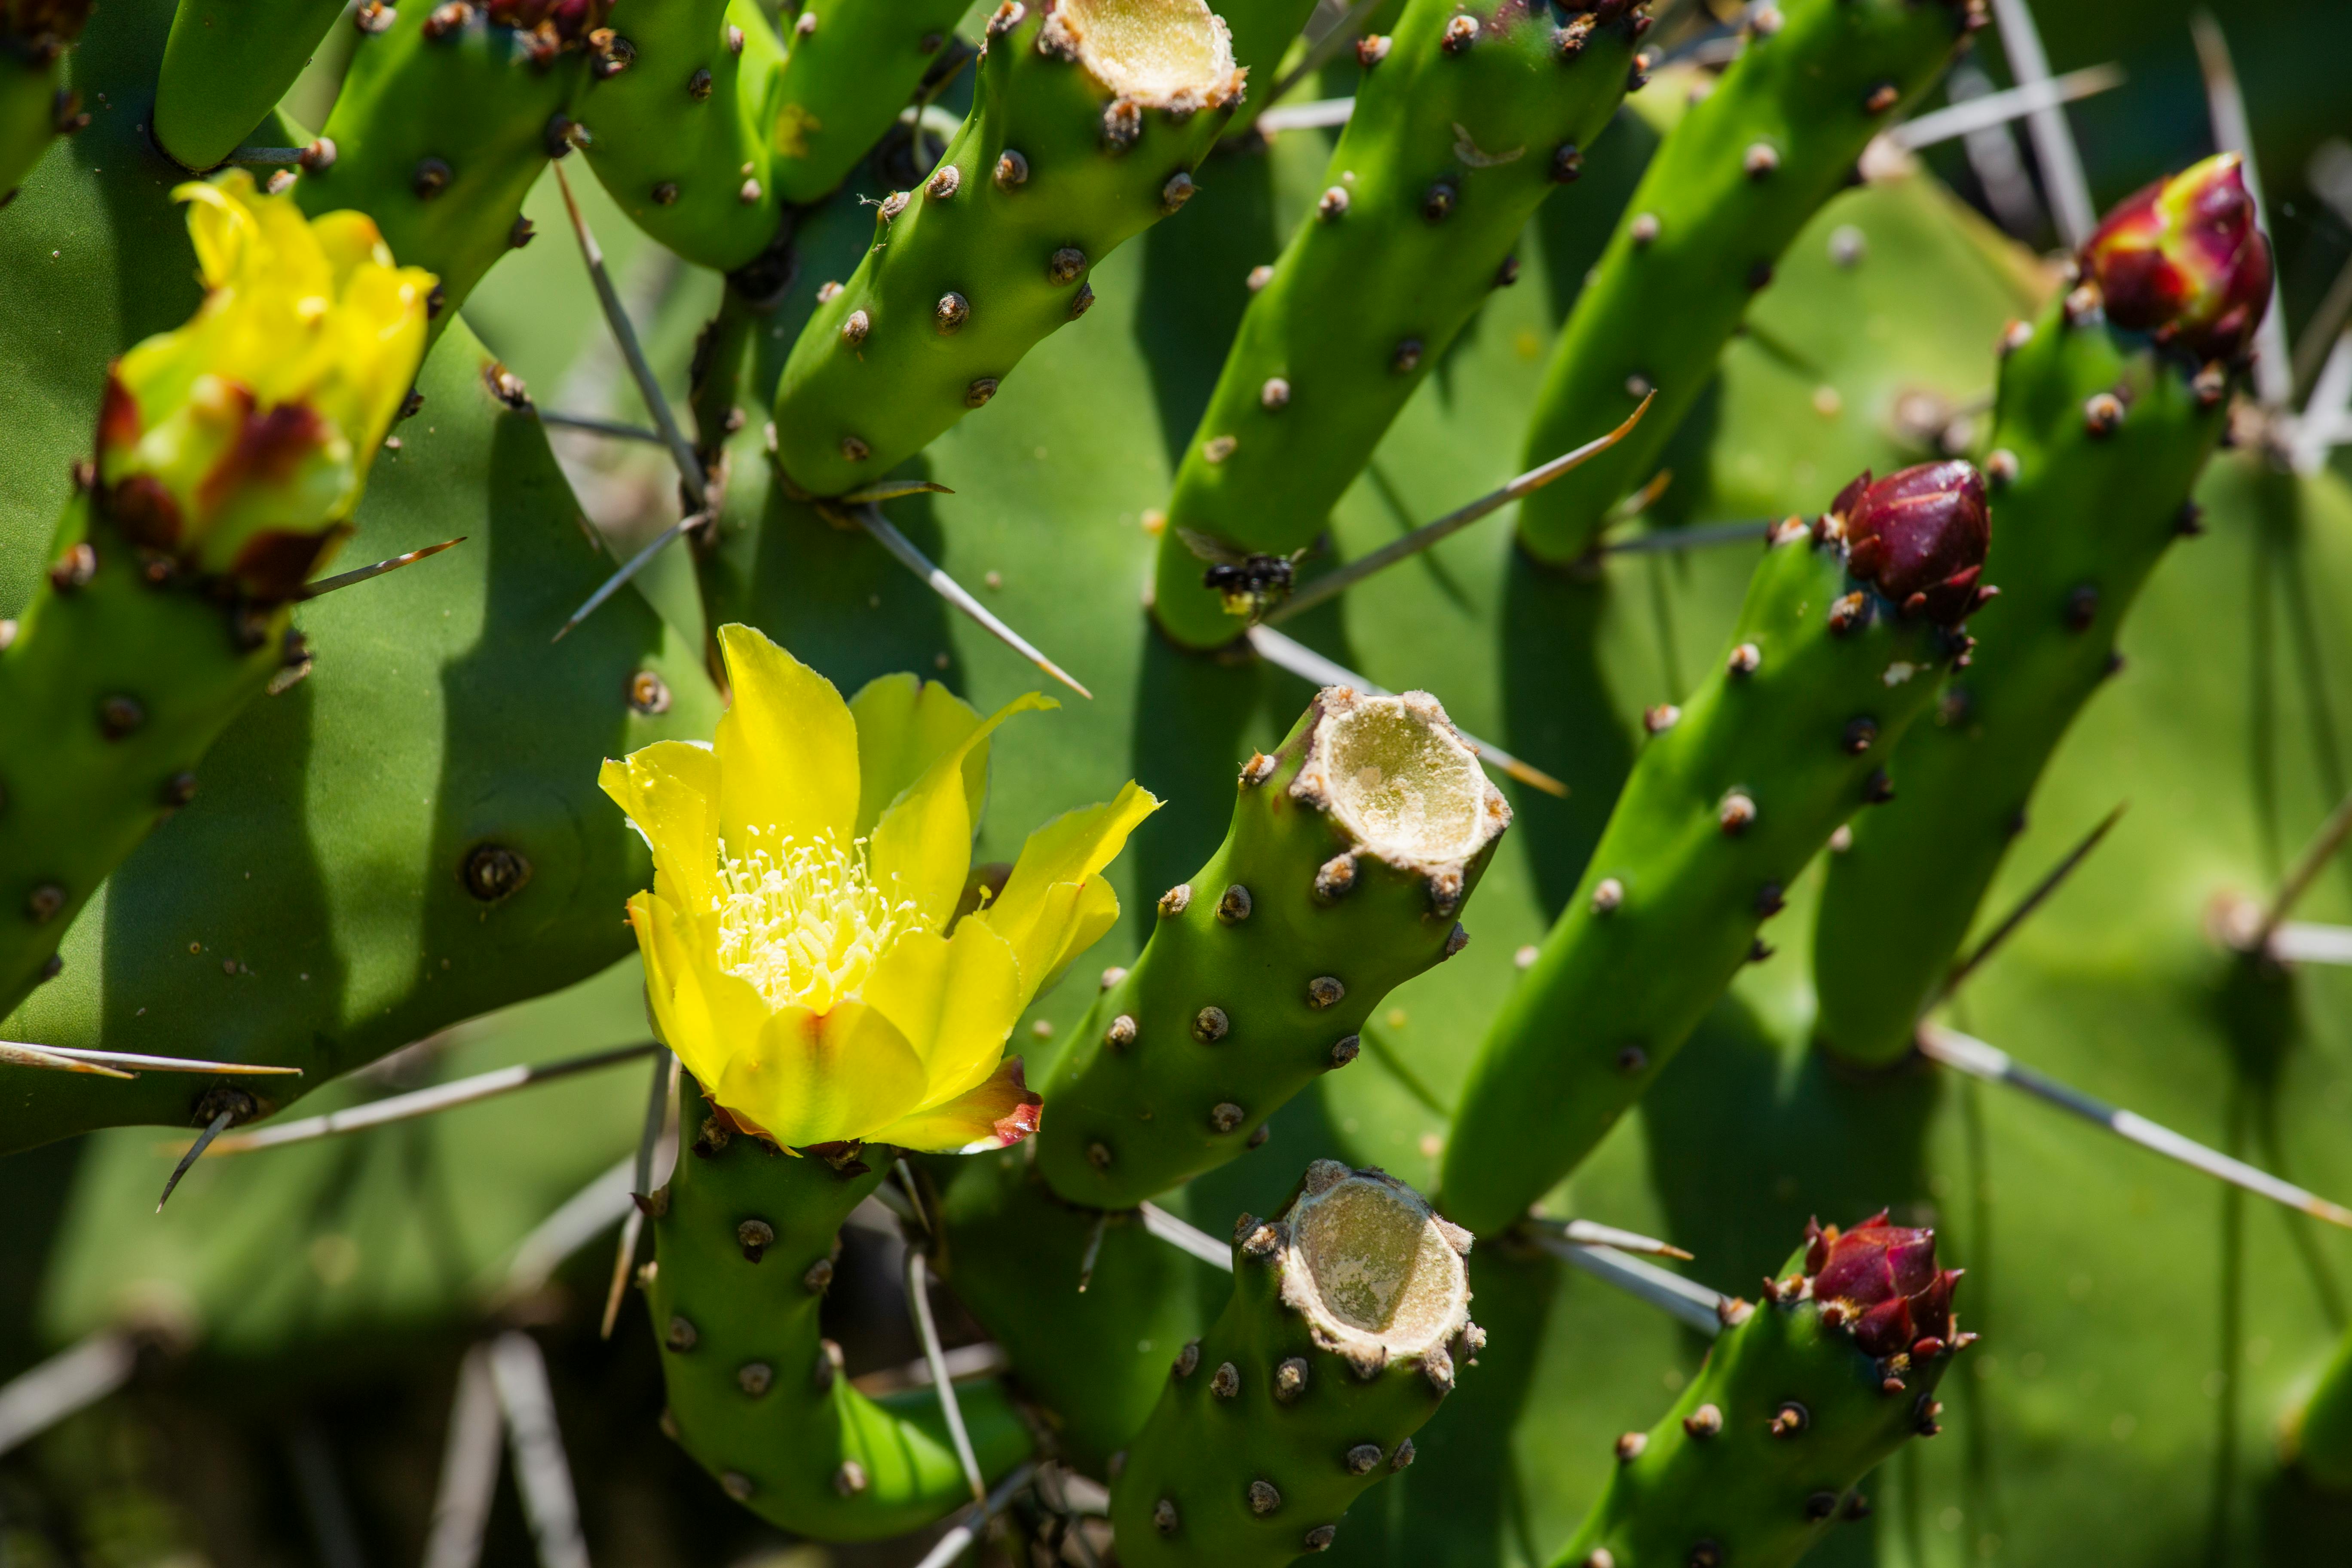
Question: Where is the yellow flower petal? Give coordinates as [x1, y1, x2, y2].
[868, 691, 1056, 931]
[847, 672, 986, 840]
[599, 741, 722, 919]
[865, 1056, 1043, 1154]
[861, 917, 1025, 1106]
[1004, 874, 1124, 999]
[714, 998, 931, 1149]
[983, 782, 1160, 987]
[712, 625, 860, 853]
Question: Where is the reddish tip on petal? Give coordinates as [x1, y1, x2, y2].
[2082, 153, 2272, 359]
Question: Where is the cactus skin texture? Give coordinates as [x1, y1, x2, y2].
[154, 0, 347, 171]
[300, 1, 608, 324]
[1442, 464, 1991, 1236]
[1036, 687, 1510, 1210]
[1111, 1161, 1480, 1566]
[769, 0, 1245, 498]
[768, 0, 974, 206]
[1554, 1214, 1968, 1568]
[577, 0, 789, 273]
[0, 0, 91, 199]
[0, 492, 291, 1016]
[1810, 155, 2268, 1069]
[922, 1146, 1208, 1477]
[1149, 0, 1645, 648]
[647, 1078, 1032, 1540]
[1514, 0, 1979, 565]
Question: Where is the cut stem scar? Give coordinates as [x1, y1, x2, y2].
[1917, 1023, 2352, 1230]
[1269, 395, 1652, 624]
[1247, 626, 1565, 797]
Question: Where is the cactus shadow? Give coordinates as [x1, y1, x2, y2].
[711, 456, 962, 698]
[1642, 992, 1941, 1289]
[1124, 628, 1268, 920]
[1499, 557, 1635, 919]
[1136, 142, 1280, 473]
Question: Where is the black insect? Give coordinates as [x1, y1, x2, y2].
[1179, 527, 1308, 624]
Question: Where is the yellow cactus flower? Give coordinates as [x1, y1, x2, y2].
[601, 625, 1159, 1154]
[94, 169, 434, 600]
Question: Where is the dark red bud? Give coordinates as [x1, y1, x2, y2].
[1832, 462, 1991, 627]
[1805, 1211, 1960, 1359]
[2082, 153, 2272, 361]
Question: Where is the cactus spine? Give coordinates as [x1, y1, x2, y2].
[298, 0, 609, 323]
[647, 1079, 1033, 1539]
[1150, 0, 1647, 647]
[1514, 0, 1978, 565]
[154, 0, 347, 171]
[1555, 1214, 1968, 1568]
[923, 1147, 1208, 1476]
[0, 0, 90, 199]
[769, 0, 1245, 498]
[575, 0, 788, 272]
[1442, 464, 1992, 1235]
[1811, 155, 2270, 1067]
[1037, 686, 1510, 1210]
[1110, 1161, 1479, 1565]
[768, 0, 977, 206]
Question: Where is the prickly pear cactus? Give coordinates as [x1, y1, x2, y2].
[5, 0, 2352, 1565]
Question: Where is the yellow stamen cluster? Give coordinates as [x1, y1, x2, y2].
[712, 830, 923, 1014]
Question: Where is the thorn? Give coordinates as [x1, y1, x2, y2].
[549, 162, 709, 511]
[838, 479, 955, 505]
[184, 1041, 658, 1157]
[552, 511, 709, 643]
[1077, 1211, 1108, 1292]
[2250, 784, 2352, 952]
[851, 505, 1091, 698]
[1916, 1023, 2352, 1230]
[1941, 801, 2126, 995]
[297, 537, 465, 600]
[0, 1041, 136, 1078]
[157, 1104, 241, 1211]
[1244, 626, 1566, 796]
[903, 1248, 987, 1505]
[1251, 0, 1384, 117]
[539, 410, 665, 444]
[1270, 395, 1652, 623]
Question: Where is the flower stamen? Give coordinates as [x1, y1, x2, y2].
[713, 830, 922, 1013]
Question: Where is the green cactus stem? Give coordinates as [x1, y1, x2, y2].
[1036, 686, 1510, 1210]
[1215, 0, 1317, 97]
[921, 1145, 1209, 1477]
[576, 0, 789, 272]
[1514, 0, 1979, 566]
[154, 0, 347, 171]
[1110, 1161, 1479, 1566]
[768, 0, 1245, 498]
[1810, 154, 2268, 1069]
[1554, 1213, 1969, 1568]
[298, 0, 609, 325]
[1442, 463, 1993, 1236]
[0, 0, 92, 199]
[1148, 0, 1647, 649]
[768, 0, 976, 207]
[646, 1078, 1033, 1540]
[2288, 1326, 2352, 1492]
[0, 491, 293, 1016]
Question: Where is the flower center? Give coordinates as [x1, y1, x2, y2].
[713, 830, 922, 1014]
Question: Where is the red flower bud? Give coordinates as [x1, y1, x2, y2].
[1804, 1212, 1963, 1360]
[1830, 461, 1991, 627]
[2081, 153, 2272, 361]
